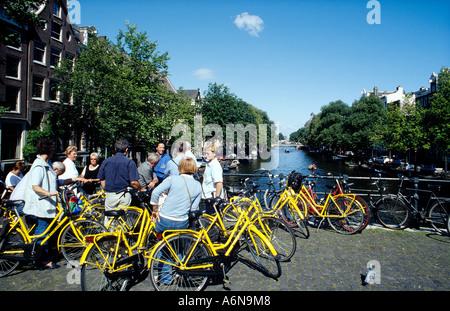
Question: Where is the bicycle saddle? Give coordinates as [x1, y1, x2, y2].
[104, 209, 126, 217]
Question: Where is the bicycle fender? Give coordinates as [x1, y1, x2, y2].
[79, 241, 96, 265]
[78, 231, 121, 265]
[248, 225, 278, 257]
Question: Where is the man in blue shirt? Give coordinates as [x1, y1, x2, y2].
[154, 142, 171, 184]
[98, 139, 145, 218]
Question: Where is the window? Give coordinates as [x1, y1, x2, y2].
[50, 47, 61, 67]
[4, 86, 20, 112]
[1, 123, 23, 160]
[53, 2, 61, 18]
[6, 30, 21, 50]
[65, 52, 75, 69]
[34, 41, 46, 64]
[51, 21, 62, 41]
[49, 80, 59, 102]
[6, 56, 20, 79]
[32, 75, 45, 99]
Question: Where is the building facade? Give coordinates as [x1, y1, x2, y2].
[0, 0, 81, 171]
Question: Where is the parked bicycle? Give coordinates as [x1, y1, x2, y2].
[79, 187, 157, 291]
[146, 197, 281, 291]
[0, 183, 106, 277]
[373, 174, 449, 233]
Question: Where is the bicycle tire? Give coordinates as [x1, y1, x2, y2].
[428, 200, 449, 235]
[59, 219, 107, 265]
[149, 233, 212, 291]
[0, 228, 25, 277]
[279, 200, 296, 227]
[447, 214, 450, 236]
[80, 235, 130, 291]
[354, 195, 371, 232]
[254, 216, 296, 262]
[280, 201, 310, 238]
[244, 228, 282, 279]
[326, 196, 364, 234]
[374, 197, 410, 230]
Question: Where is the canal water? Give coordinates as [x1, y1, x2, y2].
[222, 146, 449, 197]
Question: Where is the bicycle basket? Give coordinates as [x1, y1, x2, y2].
[61, 188, 83, 216]
[288, 172, 303, 192]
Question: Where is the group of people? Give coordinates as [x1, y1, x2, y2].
[99, 139, 223, 233]
[3, 137, 224, 270]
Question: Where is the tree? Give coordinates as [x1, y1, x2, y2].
[0, 0, 45, 45]
[343, 95, 386, 153]
[423, 67, 450, 171]
[201, 82, 274, 154]
[53, 23, 194, 155]
[315, 100, 349, 152]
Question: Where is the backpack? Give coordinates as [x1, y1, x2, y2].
[60, 188, 83, 216]
[288, 172, 303, 192]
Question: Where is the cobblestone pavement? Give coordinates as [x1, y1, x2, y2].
[0, 225, 448, 293]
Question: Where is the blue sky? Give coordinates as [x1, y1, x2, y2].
[78, 0, 450, 136]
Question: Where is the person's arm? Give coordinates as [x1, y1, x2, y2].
[32, 185, 58, 197]
[215, 182, 223, 198]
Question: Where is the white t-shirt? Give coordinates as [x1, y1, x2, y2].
[59, 158, 79, 180]
[202, 158, 223, 198]
[5, 172, 23, 188]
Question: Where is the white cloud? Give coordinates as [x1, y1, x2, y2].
[233, 12, 264, 37]
[193, 68, 214, 80]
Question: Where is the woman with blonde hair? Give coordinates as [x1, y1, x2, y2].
[150, 157, 202, 233]
[59, 145, 80, 180]
[202, 144, 223, 199]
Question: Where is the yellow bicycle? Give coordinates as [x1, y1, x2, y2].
[0, 183, 106, 277]
[146, 197, 281, 291]
[79, 188, 158, 291]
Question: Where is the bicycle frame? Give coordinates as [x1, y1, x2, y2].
[80, 205, 155, 270]
[145, 204, 277, 273]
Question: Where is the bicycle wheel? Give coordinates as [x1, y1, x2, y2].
[0, 228, 25, 277]
[374, 197, 410, 230]
[279, 200, 296, 226]
[222, 200, 251, 228]
[80, 235, 130, 291]
[254, 216, 296, 262]
[149, 233, 212, 291]
[59, 219, 107, 265]
[244, 228, 281, 279]
[280, 201, 310, 238]
[326, 196, 364, 234]
[355, 195, 371, 232]
[428, 200, 449, 235]
[447, 214, 450, 236]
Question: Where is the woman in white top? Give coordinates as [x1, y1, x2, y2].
[202, 144, 223, 199]
[23, 138, 76, 269]
[59, 146, 80, 180]
[5, 161, 24, 191]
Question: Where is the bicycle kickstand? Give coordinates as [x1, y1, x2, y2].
[221, 262, 231, 289]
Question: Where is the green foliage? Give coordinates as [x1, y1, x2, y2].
[0, 0, 46, 45]
[201, 82, 274, 145]
[22, 119, 54, 163]
[52, 23, 194, 156]
[424, 67, 450, 152]
[290, 67, 449, 165]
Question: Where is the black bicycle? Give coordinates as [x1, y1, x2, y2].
[373, 175, 449, 234]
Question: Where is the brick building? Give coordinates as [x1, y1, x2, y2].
[0, 0, 82, 172]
